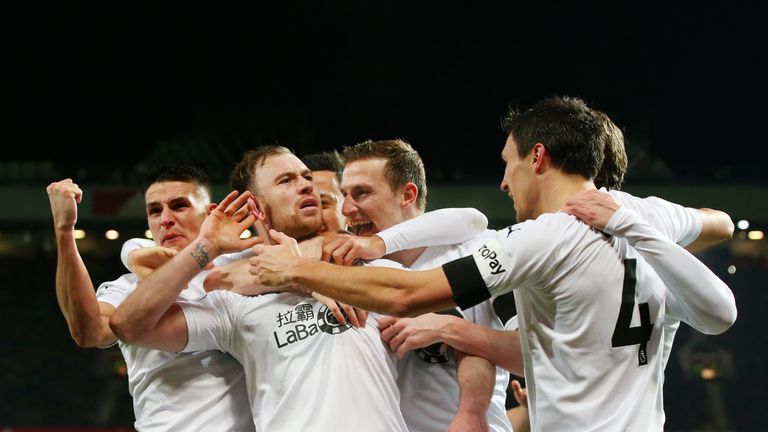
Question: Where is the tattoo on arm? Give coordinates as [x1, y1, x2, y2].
[190, 243, 211, 269]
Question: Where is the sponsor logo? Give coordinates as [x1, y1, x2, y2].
[415, 343, 451, 364]
[273, 303, 352, 349]
[505, 226, 521, 238]
[477, 244, 506, 275]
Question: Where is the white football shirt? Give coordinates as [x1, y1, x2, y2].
[395, 232, 512, 432]
[96, 273, 254, 432]
[445, 212, 669, 431]
[180, 260, 408, 432]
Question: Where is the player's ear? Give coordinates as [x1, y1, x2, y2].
[531, 143, 547, 173]
[401, 182, 418, 209]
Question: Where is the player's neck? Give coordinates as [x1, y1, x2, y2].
[537, 174, 596, 216]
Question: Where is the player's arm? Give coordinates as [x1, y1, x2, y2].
[253, 228, 521, 316]
[378, 207, 488, 253]
[252, 231, 455, 316]
[613, 208, 736, 333]
[686, 208, 734, 253]
[380, 314, 524, 374]
[449, 351, 494, 432]
[47, 179, 117, 348]
[110, 191, 260, 348]
[322, 208, 489, 265]
[566, 190, 737, 334]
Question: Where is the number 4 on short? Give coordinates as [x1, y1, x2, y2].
[612, 259, 653, 366]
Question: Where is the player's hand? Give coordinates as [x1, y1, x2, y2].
[378, 313, 453, 359]
[250, 229, 306, 287]
[46, 179, 82, 232]
[511, 379, 528, 409]
[127, 246, 180, 280]
[311, 292, 368, 328]
[199, 191, 262, 255]
[202, 258, 293, 295]
[563, 189, 621, 231]
[322, 234, 386, 266]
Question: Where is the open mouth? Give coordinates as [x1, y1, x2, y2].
[162, 233, 182, 245]
[349, 221, 374, 236]
[298, 197, 320, 211]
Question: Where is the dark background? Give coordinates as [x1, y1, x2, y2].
[6, 2, 768, 185]
[3, 3, 767, 431]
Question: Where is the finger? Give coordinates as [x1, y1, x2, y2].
[224, 191, 253, 216]
[239, 236, 262, 251]
[217, 190, 241, 211]
[379, 322, 400, 345]
[270, 229, 292, 245]
[238, 212, 256, 229]
[355, 309, 368, 328]
[377, 315, 397, 330]
[342, 244, 362, 266]
[327, 303, 347, 326]
[396, 340, 411, 359]
[233, 205, 251, 222]
[389, 331, 407, 354]
[73, 187, 83, 204]
[339, 303, 359, 327]
[251, 245, 266, 256]
[332, 242, 353, 265]
[321, 237, 343, 263]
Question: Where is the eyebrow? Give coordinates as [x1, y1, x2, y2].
[145, 196, 188, 210]
[274, 169, 313, 184]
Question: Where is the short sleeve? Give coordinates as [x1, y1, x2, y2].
[179, 291, 239, 354]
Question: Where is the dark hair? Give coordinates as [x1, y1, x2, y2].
[502, 96, 605, 181]
[342, 139, 427, 211]
[594, 111, 628, 190]
[229, 145, 293, 194]
[143, 165, 211, 198]
[303, 150, 344, 184]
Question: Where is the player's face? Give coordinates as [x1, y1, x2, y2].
[312, 170, 347, 234]
[252, 153, 322, 239]
[145, 181, 210, 251]
[500, 134, 535, 222]
[341, 158, 406, 237]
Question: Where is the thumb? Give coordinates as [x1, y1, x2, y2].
[377, 315, 397, 330]
[269, 229, 292, 244]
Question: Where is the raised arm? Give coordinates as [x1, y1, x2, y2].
[47, 179, 116, 348]
[565, 190, 737, 334]
[686, 208, 734, 253]
[322, 208, 488, 265]
[378, 208, 488, 253]
[109, 191, 260, 351]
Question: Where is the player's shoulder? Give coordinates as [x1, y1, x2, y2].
[507, 212, 584, 238]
